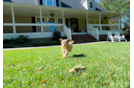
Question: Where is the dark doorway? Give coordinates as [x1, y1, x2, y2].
[70, 18, 79, 32]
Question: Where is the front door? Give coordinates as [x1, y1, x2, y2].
[70, 18, 79, 32]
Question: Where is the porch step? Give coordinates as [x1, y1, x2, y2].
[72, 34, 98, 43]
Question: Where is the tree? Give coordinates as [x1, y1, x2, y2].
[96, 0, 130, 40]
[97, 0, 129, 23]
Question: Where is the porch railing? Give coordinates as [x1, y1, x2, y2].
[63, 24, 72, 40]
[87, 24, 99, 41]
[89, 24, 121, 31]
[3, 23, 67, 39]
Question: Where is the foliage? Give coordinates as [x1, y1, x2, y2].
[3, 39, 10, 44]
[97, 0, 130, 25]
[52, 31, 61, 41]
[16, 35, 30, 44]
[3, 35, 30, 45]
[3, 41, 61, 47]
[123, 23, 130, 41]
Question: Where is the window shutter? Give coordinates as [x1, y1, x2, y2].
[66, 18, 68, 27]
[32, 17, 36, 32]
[40, 0, 43, 5]
[56, 0, 59, 6]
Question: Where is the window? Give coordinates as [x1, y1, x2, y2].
[36, 17, 46, 32]
[47, 18, 56, 32]
[43, 0, 56, 6]
[90, 2, 93, 8]
[57, 18, 62, 24]
[95, 20, 99, 24]
[37, 18, 45, 24]
[48, 18, 55, 23]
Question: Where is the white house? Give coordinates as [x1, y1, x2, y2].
[3, 0, 123, 43]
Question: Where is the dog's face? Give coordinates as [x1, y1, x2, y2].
[59, 38, 70, 47]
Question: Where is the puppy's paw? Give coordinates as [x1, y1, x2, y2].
[63, 55, 67, 58]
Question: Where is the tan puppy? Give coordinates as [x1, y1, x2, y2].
[59, 38, 74, 58]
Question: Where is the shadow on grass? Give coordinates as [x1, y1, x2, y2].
[72, 54, 86, 58]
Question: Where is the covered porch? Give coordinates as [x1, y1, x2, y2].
[3, 2, 123, 41]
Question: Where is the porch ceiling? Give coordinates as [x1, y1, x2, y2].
[3, 2, 123, 19]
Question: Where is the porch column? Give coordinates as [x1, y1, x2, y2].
[86, 12, 89, 32]
[39, 9, 44, 34]
[62, 10, 64, 24]
[99, 14, 102, 31]
[110, 15, 112, 30]
[11, 6, 16, 34]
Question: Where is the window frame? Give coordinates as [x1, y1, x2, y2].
[35, 16, 46, 32]
[43, 0, 56, 6]
[47, 17, 56, 24]
[57, 17, 63, 24]
[89, 1, 94, 9]
[88, 0, 95, 10]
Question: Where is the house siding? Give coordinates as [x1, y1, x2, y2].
[3, 15, 12, 23]
[16, 26, 33, 33]
[3, 15, 33, 33]
[3, 26, 13, 33]
[15, 16, 32, 23]
[102, 19, 108, 24]
[3, 15, 13, 33]
[78, 18, 86, 32]
[14, 15, 33, 33]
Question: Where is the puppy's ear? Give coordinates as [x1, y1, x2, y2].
[67, 38, 70, 42]
[59, 38, 63, 41]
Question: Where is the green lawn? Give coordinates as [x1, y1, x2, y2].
[3, 42, 130, 88]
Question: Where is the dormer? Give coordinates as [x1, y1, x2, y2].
[87, 0, 95, 11]
[38, 0, 61, 7]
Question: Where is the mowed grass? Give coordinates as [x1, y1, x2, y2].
[3, 42, 130, 88]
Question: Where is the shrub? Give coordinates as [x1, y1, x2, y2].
[16, 35, 30, 44]
[3, 39, 10, 44]
[123, 23, 130, 41]
[52, 31, 61, 41]
[3, 35, 30, 45]
[10, 38, 16, 44]
[51, 41, 60, 44]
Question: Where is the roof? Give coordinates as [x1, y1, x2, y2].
[60, 0, 107, 12]
[3, 1, 123, 19]
[95, 2, 107, 12]
[3, 0, 107, 12]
